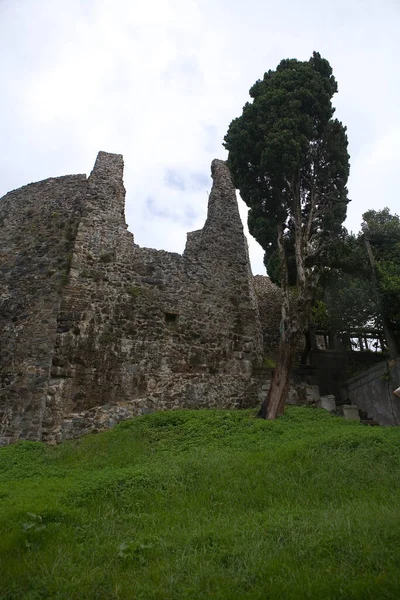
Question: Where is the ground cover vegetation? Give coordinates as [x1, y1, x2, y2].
[224, 52, 350, 418]
[1, 408, 400, 599]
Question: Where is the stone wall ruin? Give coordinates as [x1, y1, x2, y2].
[0, 152, 282, 445]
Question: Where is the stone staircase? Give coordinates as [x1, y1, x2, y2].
[259, 380, 380, 425]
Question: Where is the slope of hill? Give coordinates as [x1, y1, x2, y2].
[1, 408, 400, 599]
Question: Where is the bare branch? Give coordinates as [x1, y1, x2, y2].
[304, 177, 316, 244]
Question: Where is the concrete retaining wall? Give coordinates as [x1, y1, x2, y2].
[342, 358, 400, 426]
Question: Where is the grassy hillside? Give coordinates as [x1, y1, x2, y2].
[1, 407, 400, 599]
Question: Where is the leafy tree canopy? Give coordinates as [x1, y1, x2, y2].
[362, 208, 400, 333]
[224, 52, 350, 272]
[312, 209, 400, 342]
[313, 232, 379, 333]
[362, 207, 400, 239]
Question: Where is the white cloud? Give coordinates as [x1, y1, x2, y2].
[0, 0, 399, 276]
[347, 127, 400, 233]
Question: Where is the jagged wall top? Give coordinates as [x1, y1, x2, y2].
[0, 152, 270, 445]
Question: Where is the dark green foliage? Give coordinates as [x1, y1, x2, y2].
[224, 52, 349, 271]
[313, 232, 380, 333]
[319, 230, 367, 275]
[264, 239, 297, 286]
[1, 409, 400, 598]
[313, 274, 379, 333]
[362, 208, 400, 333]
[313, 210, 400, 338]
[362, 208, 400, 239]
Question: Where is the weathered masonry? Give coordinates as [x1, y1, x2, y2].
[0, 152, 281, 445]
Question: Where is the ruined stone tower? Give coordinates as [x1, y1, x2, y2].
[0, 152, 281, 445]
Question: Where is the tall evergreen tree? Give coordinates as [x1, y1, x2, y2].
[224, 52, 350, 418]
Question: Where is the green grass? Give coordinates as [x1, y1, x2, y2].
[1, 407, 400, 599]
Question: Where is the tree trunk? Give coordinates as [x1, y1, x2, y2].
[257, 280, 312, 420]
[257, 179, 317, 420]
[257, 335, 298, 419]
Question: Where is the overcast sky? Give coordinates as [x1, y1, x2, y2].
[1, 0, 399, 274]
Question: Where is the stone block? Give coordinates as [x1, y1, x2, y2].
[140, 407, 155, 415]
[342, 404, 360, 421]
[318, 395, 336, 414]
[286, 387, 299, 405]
[296, 383, 320, 406]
